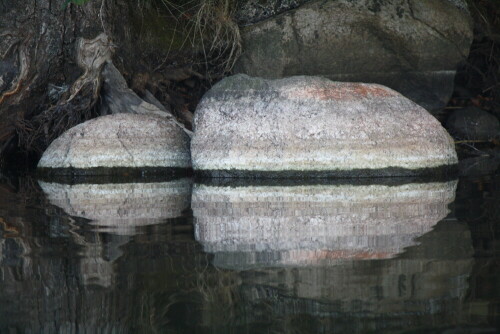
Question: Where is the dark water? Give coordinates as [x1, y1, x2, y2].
[0, 171, 499, 333]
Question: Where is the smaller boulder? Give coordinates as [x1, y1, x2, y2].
[446, 107, 500, 140]
[38, 113, 191, 174]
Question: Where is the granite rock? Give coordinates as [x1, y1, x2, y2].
[234, 0, 473, 112]
[191, 75, 457, 176]
[38, 113, 191, 172]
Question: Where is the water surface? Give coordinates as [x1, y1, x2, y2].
[0, 173, 499, 333]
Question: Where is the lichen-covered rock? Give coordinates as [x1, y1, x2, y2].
[192, 181, 457, 268]
[191, 75, 457, 176]
[39, 178, 191, 233]
[234, 0, 473, 112]
[38, 113, 191, 173]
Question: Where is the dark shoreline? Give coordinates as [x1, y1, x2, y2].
[35, 164, 457, 186]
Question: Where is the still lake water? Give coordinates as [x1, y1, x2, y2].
[0, 171, 499, 333]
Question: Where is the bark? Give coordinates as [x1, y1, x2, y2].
[0, 0, 117, 159]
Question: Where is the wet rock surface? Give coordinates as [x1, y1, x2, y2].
[38, 113, 191, 173]
[191, 75, 457, 176]
[234, 0, 473, 112]
[446, 106, 500, 140]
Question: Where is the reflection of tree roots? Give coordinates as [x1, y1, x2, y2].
[194, 261, 241, 323]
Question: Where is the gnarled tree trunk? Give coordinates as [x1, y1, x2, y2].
[0, 0, 202, 167]
[0, 1, 117, 158]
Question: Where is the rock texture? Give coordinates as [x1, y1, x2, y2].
[446, 107, 500, 140]
[193, 181, 457, 268]
[38, 113, 191, 172]
[40, 178, 191, 233]
[234, 0, 473, 112]
[191, 75, 457, 175]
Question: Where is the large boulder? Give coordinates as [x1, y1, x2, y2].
[191, 75, 457, 177]
[234, 0, 473, 112]
[192, 180, 457, 269]
[38, 113, 191, 174]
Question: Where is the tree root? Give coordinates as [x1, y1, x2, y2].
[17, 82, 97, 153]
[16, 32, 192, 155]
[0, 41, 30, 106]
[16, 33, 113, 153]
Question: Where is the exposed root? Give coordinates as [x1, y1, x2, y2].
[101, 62, 193, 136]
[69, 33, 114, 101]
[16, 33, 114, 153]
[17, 82, 97, 153]
[0, 78, 23, 105]
[16, 30, 194, 154]
[0, 41, 30, 106]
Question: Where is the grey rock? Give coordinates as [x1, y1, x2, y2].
[38, 113, 191, 170]
[193, 181, 457, 268]
[446, 107, 500, 140]
[191, 75, 457, 175]
[234, 0, 473, 112]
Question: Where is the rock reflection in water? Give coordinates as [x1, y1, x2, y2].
[207, 220, 474, 332]
[39, 178, 192, 234]
[192, 181, 476, 332]
[0, 223, 207, 333]
[193, 181, 458, 268]
[0, 175, 494, 333]
[38, 178, 192, 287]
[0, 176, 205, 332]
